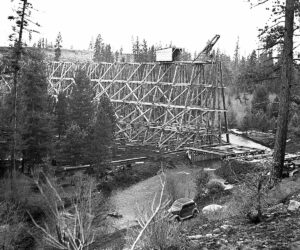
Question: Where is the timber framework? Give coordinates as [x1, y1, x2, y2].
[1, 59, 229, 150]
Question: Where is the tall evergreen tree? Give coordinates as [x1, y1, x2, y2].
[8, 0, 40, 174]
[54, 32, 63, 61]
[104, 44, 113, 62]
[88, 96, 116, 169]
[93, 34, 104, 62]
[88, 37, 94, 51]
[55, 92, 68, 139]
[233, 37, 240, 71]
[132, 37, 141, 62]
[69, 69, 94, 131]
[251, 85, 269, 113]
[273, 0, 295, 179]
[58, 123, 88, 166]
[19, 50, 53, 170]
[142, 39, 148, 62]
[148, 45, 156, 62]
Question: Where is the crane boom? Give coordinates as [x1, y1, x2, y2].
[193, 34, 220, 62]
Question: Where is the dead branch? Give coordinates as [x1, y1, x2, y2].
[130, 173, 166, 250]
[29, 174, 96, 250]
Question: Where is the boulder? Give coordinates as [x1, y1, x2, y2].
[288, 200, 300, 211]
[202, 204, 223, 214]
[290, 241, 300, 250]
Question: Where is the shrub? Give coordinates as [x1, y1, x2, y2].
[194, 170, 209, 200]
[0, 201, 28, 249]
[29, 173, 103, 250]
[206, 181, 225, 195]
[215, 159, 258, 184]
[222, 164, 272, 223]
[128, 216, 187, 250]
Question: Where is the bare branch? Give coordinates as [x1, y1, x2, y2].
[130, 173, 166, 250]
[251, 0, 269, 8]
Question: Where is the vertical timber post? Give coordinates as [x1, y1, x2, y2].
[220, 62, 229, 143]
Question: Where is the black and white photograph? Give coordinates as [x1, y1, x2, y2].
[0, 0, 300, 249]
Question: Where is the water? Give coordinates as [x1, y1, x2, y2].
[108, 133, 269, 230]
[222, 133, 271, 151]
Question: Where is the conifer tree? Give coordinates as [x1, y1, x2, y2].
[8, 0, 40, 174]
[58, 123, 88, 166]
[54, 32, 63, 61]
[69, 69, 94, 131]
[55, 92, 68, 139]
[93, 34, 103, 62]
[19, 50, 53, 170]
[88, 97, 116, 169]
[142, 39, 148, 62]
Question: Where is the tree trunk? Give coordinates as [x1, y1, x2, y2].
[273, 0, 295, 180]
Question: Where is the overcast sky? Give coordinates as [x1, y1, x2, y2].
[0, 0, 269, 56]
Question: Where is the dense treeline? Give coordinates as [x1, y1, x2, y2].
[218, 42, 300, 139]
[0, 49, 116, 174]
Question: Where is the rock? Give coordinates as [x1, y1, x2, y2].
[202, 204, 223, 214]
[220, 224, 230, 230]
[213, 228, 221, 234]
[247, 209, 262, 223]
[290, 241, 300, 250]
[107, 211, 123, 218]
[0, 224, 9, 233]
[288, 200, 300, 211]
[187, 234, 203, 240]
[267, 203, 284, 212]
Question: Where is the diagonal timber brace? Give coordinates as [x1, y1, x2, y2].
[0, 61, 228, 150]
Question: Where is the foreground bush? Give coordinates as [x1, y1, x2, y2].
[215, 159, 258, 183]
[194, 170, 210, 201]
[0, 173, 51, 249]
[29, 172, 103, 250]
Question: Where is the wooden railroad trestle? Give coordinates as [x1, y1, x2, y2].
[0, 60, 229, 150]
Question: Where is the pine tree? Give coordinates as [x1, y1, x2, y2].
[0, 94, 13, 162]
[142, 39, 148, 62]
[104, 44, 113, 62]
[233, 37, 240, 71]
[132, 37, 141, 62]
[93, 34, 103, 62]
[19, 50, 53, 170]
[69, 69, 94, 131]
[148, 45, 156, 62]
[55, 92, 69, 139]
[251, 85, 269, 113]
[273, 0, 295, 179]
[8, 0, 40, 174]
[248, 50, 258, 68]
[115, 50, 120, 62]
[54, 32, 63, 61]
[58, 123, 88, 166]
[88, 97, 115, 169]
[88, 37, 94, 51]
[98, 96, 116, 133]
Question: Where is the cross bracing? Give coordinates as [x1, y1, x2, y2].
[0, 60, 229, 150]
